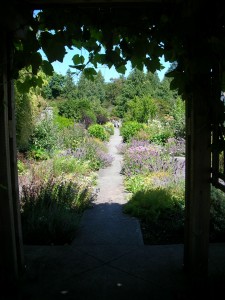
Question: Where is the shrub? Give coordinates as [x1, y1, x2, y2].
[104, 122, 115, 135]
[28, 147, 49, 161]
[29, 120, 58, 155]
[121, 140, 172, 176]
[58, 99, 79, 119]
[20, 177, 94, 245]
[123, 184, 185, 244]
[53, 155, 90, 177]
[17, 159, 27, 175]
[58, 123, 87, 150]
[133, 129, 150, 141]
[165, 137, 185, 156]
[124, 174, 146, 194]
[123, 187, 183, 223]
[97, 113, 109, 125]
[145, 119, 174, 145]
[54, 115, 74, 129]
[84, 138, 114, 170]
[88, 124, 109, 141]
[120, 121, 143, 142]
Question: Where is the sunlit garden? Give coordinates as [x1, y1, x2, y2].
[16, 67, 225, 245]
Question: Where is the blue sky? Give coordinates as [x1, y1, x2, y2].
[42, 47, 171, 83]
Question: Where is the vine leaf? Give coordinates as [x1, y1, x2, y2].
[40, 32, 66, 63]
[42, 60, 54, 76]
[72, 54, 85, 65]
[83, 67, 97, 80]
[69, 64, 85, 71]
[30, 52, 42, 75]
[16, 75, 44, 93]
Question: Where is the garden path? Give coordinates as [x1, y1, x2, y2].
[72, 126, 144, 246]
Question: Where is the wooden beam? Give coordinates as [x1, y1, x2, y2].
[0, 32, 24, 292]
[7, 42, 25, 277]
[22, 0, 168, 4]
[184, 77, 211, 280]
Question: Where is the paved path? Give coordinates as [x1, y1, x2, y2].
[72, 127, 143, 246]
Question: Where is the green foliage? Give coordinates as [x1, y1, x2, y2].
[123, 182, 185, 244]
[10, 3, 225, 102]
[15, 89, 34, 151]
[105, 77, 125, 106]
[77, 71, 105, 103]
[104, 122, 114, 135]
[123, 187, 183, 223]
[83, 138, 113, 170]
[155, 76, 178, 105]
[17, 160, 27, 175]
[82, 110, 97, 128]
[170, 97, 185, 138]
[29, 120, 58, 155]
[87, 124, 109, 141]
[124, 175, 146, 194]
[61, 69, 78, 100]
[144, 119, 174, 145]
[124, 95, 157, 123]
[120, 121, 143, 142]
[58, 98, 97, 126]
[15, 68, 50, 151]
[57, 123, 87, 150]
[20, 177, 93, 245]
[150, 132, 172, 145]
[54, 115, 74, 129]
[53, 156, 90, 177]
[42, 72, 66, 99]
[115, 69, 155, 118]
[28, 147, 49, 161]
[58, 99, 79, 119]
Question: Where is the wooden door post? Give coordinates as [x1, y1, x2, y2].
[0, 32, 24, 289]
[184, 76, 211, 280]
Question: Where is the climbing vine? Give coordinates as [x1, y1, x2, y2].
[5, 1, 225, 98]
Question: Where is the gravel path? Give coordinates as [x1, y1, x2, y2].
[73, 127, 143, 246]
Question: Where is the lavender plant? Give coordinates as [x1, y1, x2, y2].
[20, 176, 95, 245]
[122, 138, 186, 245]
[121, 139, 172, 176]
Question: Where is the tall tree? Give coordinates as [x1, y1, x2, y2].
[105, 76, 126, 106]
[42, 72, 66, 99]
[115, 68, 152, 118]
[77, 70, 105, 102]
[62, 69, 78, 100]
[124, 95, 157, 123]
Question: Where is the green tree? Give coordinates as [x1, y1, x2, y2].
[62, 69, 77, 100]
[15, 68, 48, 151]
[42, 72, 66, 99]
[77, 70, 105, 102]
[171, 97, 185, 138]
[15, 89, 33, 151]
[58, 97, 97, 127]
[124, 95, 157, 123]
[93, 71, 106, 103]
[105, 76, 126, 106]
[115, 68, 155, 118]
[156, 76, 178, 105]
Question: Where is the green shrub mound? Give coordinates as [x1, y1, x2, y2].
[123, 185, 225, 245]
[123, 188, 184, 245]
[20, 178, 94, 245]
